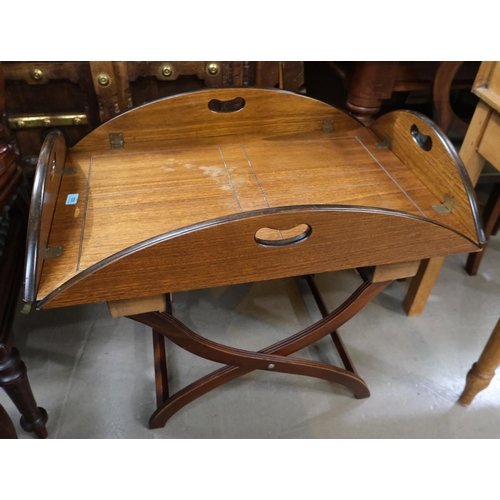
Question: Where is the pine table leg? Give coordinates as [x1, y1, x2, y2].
[402, 257, 445, 316]
[459, 318, 500, 406]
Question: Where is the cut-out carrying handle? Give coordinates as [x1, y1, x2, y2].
[254, 224, 312, 247]
[208, 97, 246, 113]
[410, 124, 432, 151]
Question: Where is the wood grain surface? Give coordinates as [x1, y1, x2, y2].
[36, 127, 478, 301]
[40, 207, 479, 309]
[69, 88, 361, 155]
[459, 100, 492, 185]
[370, 110, 484, 245]
[107, 294, 166, 318]
[26, 90, 483, 309]
[477, 110, 500, 168]
[372, 261, 420, 283]
[473, 61, 500, 114]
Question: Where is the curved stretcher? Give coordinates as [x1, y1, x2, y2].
[24, 88, 484, 430]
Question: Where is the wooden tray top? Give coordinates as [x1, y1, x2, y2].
[25, 89, 484, 309]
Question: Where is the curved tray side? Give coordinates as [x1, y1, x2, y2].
[37, 206, 481, 309]
[370, 110, 485, 245]
[24, 131, 67, 303]
[69, 88, 362, 155]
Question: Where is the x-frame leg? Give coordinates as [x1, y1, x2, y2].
[129, 275, 392, 428]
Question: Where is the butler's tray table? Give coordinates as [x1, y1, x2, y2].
[24, 89, 484, 430]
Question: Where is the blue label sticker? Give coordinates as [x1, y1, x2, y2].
[66, 194, 79, 205]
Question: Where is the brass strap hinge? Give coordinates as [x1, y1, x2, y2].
[8, 113, 88, 129]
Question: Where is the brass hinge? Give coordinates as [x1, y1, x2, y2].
[109, 133, 124, 149]
[432, 194, 455, 214]
[8, 113, 88, 129]
[43, 246, 63, 259]
[375, 135, 392, 149]
[322, 119, 335, 133]
[20, 302, 32, 315]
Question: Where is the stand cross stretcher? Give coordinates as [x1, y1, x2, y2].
[24, 88, 484, 432]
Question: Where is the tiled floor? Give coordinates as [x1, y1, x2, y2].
[2, 234, 499, 438]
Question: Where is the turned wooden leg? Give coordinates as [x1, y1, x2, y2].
[0, 346, 48, 438]
[459, 318, 500, 406]
[345, 62, 397, 125]
[0, 194, 48, 438]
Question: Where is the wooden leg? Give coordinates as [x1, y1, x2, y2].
[152, 330, 169, 407]
[0, 404, 17, 439]
[0, 198, 48, 438]
[402, 257, 446, 316]
[0, 346, 48, 438]
[302, 275, 358, 374]
[459, 318, 500, 406]
[345, 62, 397, 125]
[130, 277, 392, 428]
[465, 183, 500, 276]
[152, 295, 171, 406]
[459, 100, 491, 186]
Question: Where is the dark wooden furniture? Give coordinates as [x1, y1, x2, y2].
[0, 61, 48, 438]
[404, 61, 500, 315]
[331, 61, 480, 126]
[0, 129, 48, 438]
[0, 404, 17, 439]
[24, 88, 483, 431]
[1, 61, 304, 160]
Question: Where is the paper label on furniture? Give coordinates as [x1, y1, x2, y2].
[66, 194, 79, 205]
